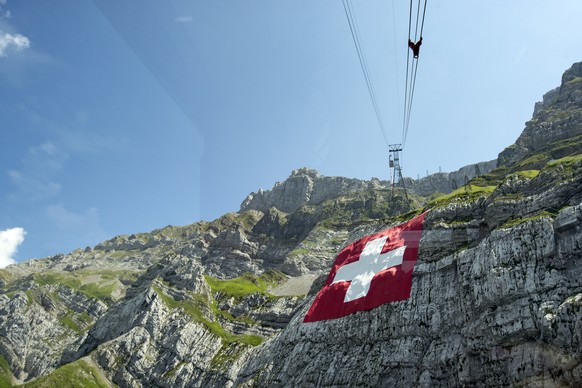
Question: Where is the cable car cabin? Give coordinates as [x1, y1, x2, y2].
[389, 156, 394, 168]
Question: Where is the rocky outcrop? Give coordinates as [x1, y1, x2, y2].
[240, 168, 384, 214]
[405, 160, 497, 196]
[0, 286, 107, 383]
[498, 62, 582, 166]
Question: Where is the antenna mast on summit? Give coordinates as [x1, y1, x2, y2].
[389, 144, 409, 202]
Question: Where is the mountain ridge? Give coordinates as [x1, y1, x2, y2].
[0, 61, 581, 387]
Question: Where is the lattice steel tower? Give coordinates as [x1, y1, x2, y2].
[389, 144, 409, 201]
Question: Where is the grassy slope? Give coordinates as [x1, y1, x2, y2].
[21, 358, 112, 388]
[0, 355, 14, 388]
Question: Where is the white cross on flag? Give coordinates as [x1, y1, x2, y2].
[304, 212, 426, 323]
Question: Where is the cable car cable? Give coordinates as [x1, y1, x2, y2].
[402, 0, 427, 147]
[342, 0, 390, 147]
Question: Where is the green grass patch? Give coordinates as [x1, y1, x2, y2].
[22, 358, 111, 387]
[499, 211, 555, 230]
[152, 285, 263, 347]
[391, 208, 423, 223]
[533, 134, 582, 162]
[539, 153, 582, 181]
[32, 270, 138, 303]
[494, 170, 540, 193]
[78, 311, 92, 324]
[78, 282, 118, 301]
[214, 211, 262, 230]
[545, 154, 582, 170]
[566, 76, 582, 85]
[59, 313, 83, 334]
[510, 135, 582, 174]
[150, 220, 210, 239]
[514, 153, 549, 171]
[209, 299, 257, 326]
[288, 248, 309, 257]
[34, 272, 81, 289]
[331, 234, 348, 246]
[4, 290, 35, 305]
[205, 271, 286, 299]
[426, 192, 445, 202]
[514, 169, 540, 179]
[0, 354, 14, 388]
[455, 242, 470, 254]
[58, 309, 93, 334]
[469, 166, 509, 187]
[0, 270, 13, 288]
[153, 284, 209, 322]
[238, 334, 263, 346]
[60, 309, 94, 334]
[162, 361, 187, 379]
[24, 290, 35, 305]
[493, 193, 525, 202]
[428, 185, 496, 208]
[210, 343, 255, 369]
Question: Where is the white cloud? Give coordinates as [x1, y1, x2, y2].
[0, 227, 26, 268]
[0, 31, 30, 57]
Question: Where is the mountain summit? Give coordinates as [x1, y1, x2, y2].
[1, 62, 582, 387]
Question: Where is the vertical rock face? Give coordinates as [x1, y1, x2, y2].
[236, 201, 582, 387]
[0, 61, 582, 387]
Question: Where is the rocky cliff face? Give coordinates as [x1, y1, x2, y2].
[404, 160, 497, 197]
[498, 62, 582, 166]
[240, 168, 385, 214]
[240, 162, 496, 214]
[238, 181, 582, 387]
[0, 62, 581, 387]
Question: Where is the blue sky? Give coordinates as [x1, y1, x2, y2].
[1, 0, 582, 264]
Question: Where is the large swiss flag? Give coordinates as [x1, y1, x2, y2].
[304, 212, 426, 323]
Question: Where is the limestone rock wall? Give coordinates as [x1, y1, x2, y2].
[236, 202, 582, 387]
[240, 168, 383, 214]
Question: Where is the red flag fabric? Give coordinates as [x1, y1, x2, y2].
[304, 212, 426, 323]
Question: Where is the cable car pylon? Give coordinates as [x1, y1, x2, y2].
[389, 144, 409, 204]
